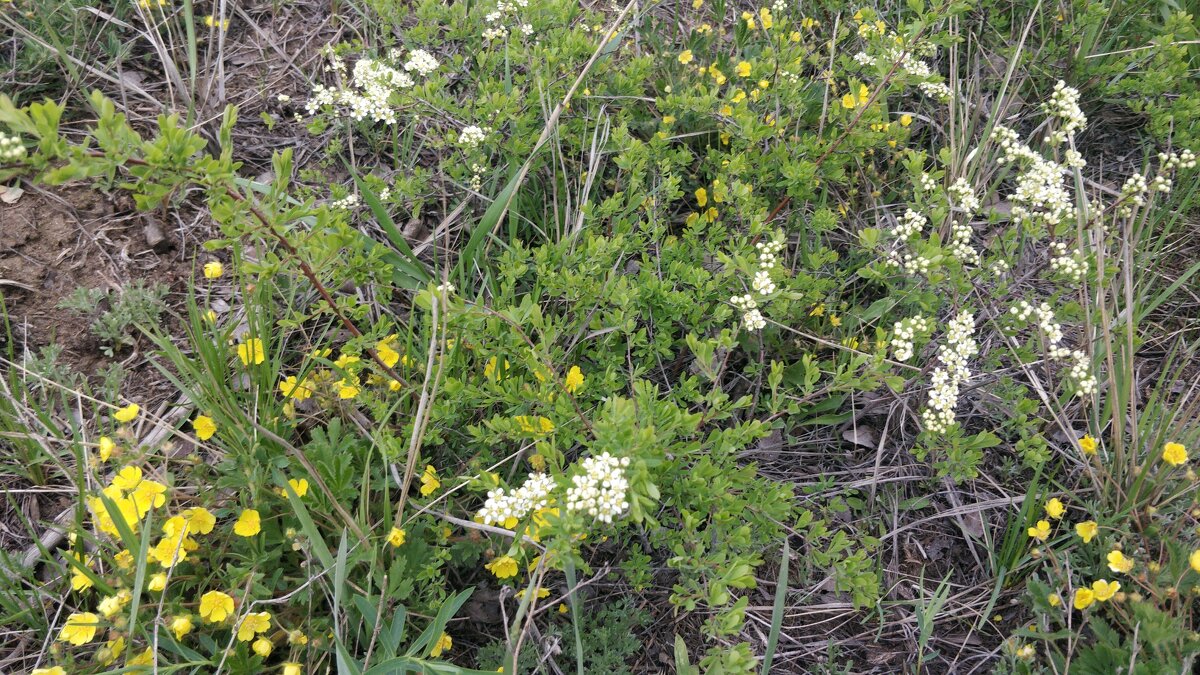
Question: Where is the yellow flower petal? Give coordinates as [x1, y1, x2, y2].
[234, 509, 261, 537]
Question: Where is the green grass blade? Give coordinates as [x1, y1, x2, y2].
[760, 538, 789, 674]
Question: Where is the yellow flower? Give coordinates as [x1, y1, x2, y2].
[376, 336, 401, 368]
[1047, 593, 1061, 607]
[98, 436, 115, 462]
[193, 415, 216, 441]
[486, 555, 519, 579]
[185, 506, 216, 534]
[114, 403, 140, 423]
[148, 572, 168, 591]
[288, 630, 309, 645]
[678, 50, 694, 64]
[69, 553, 93, 591]
[1026, 519, 1051, 541]
[171, 614, 194, 640]
[759, 7, 773, 29]
[203, 261, 224, 279]
[204, 15, 230, 30]
[97, 593, 124, 616]
[32, 668, 67, 675]
[237, 338, 266, 365]
[97, 591, 130, 618]
[564, 365, 584, 393]
[114, 549, 134, 570]
[150, 530, 196, 568]
[1045, 498, 1065, 520]
[858, 83, 870, 105]
[1091, 579, 1120, 602]
[801, 16, 817, 29]
[1079, 434, 1098, 455]
[900, 114, 913, 127]
[283, 663, 303, 675]
[58, 612, 99, 645]
[419, 464, 441, 496]
[253, 636, 273, 657]
[484, 356, 510, 381]
[430, 631, 453, 658]
[829, 315, 842, 327]
[709, 66, 726, 85]
[1075, 520, 1098, 543]
[1107, 550, 1134, 574]
[199, 590, 235, 623]
[558, 603, 568, 614]
[287, 478, 309, 497]
[113, 465, 142, 490]
[278, 375, 313, 401]
[234, 509, 261, 536]
[736, 61, 752, 77]
[1190, 550, 1200, 574]
[691, 0, 701, 7]
[1072, 587, 1095, 610]
[337, 378, 360, 399]
[205, 309, 218, 323]
[1163, 442, 1188, 466]
[388, 527, 407, 547]
[128, 648, 154, 666]
[695, 187, 708, 207]
[98, 634, 127, 664]
[237, 611, 272, 642]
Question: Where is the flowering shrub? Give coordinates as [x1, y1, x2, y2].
[2, 0, 1199, 671]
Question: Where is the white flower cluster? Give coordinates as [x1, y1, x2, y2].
[565, 452, 630, 524]
[469, 162, 486, 191]
[1117, 173, 1148, 216]
[946, 177, 981, 265]
[330, 193, 360, 210]
[306, 48, 440, 124]
[752, 239, 785, 293]
[402, 49, 439, 77]
[731, 295, 766, 331]
[892, 208, 926, 238]
[771, 0, 787, 13]
[458, 125, 489, 149]
[918, 81, 953, 102]
[1115, 151, 1196, 216]
[891, 48, 933, 78]
[885, 251, 933, 276]
[992, 126, 1077, 228]
[1162, 149, 1197, 170]
[921, 311, 978, 433]
[1010, 300, 1095, 396]
[483, 0, 532, 40]
[1049, 241, 1087, 282]
[476, 472, 556, 526]
[916, 172, 937, 193]
[890, 315, 930, 361]
[730, 239, 785, 330]
[853, 23, 936, 77]
[1042, 80, 1086, 145]
[947, 177, 980, 214]
[0, 131, 24, 160]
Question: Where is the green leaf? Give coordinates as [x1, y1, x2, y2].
[351, 172, 431, 289]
